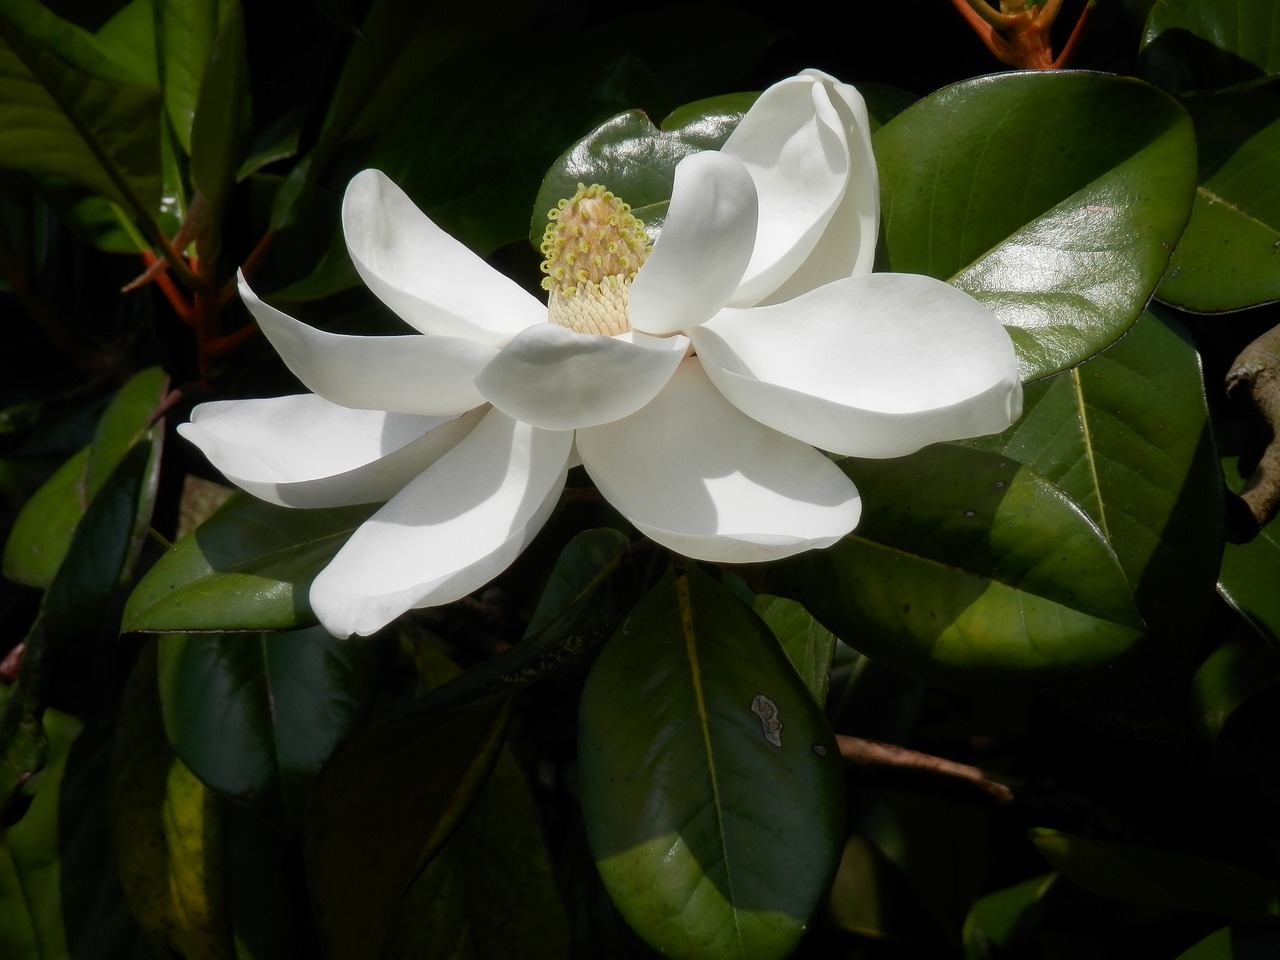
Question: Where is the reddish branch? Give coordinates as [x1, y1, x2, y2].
[950, 0, 1093, 70]
[1227, 323, 1280, 535]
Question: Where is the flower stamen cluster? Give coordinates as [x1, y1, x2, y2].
[540, 183, 650, 335]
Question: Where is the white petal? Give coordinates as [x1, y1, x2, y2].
[342, 169, 545, 347]
[179, 395, 484, 508]
[309, 409, 573, 637]
[576, 359, 861, 563]
[628, 151, 757, 335]
[474, 324, 688, 430]
[239, 274, 493, 416]
[721, 72, 856, 306]
[756, 71, 880, 303]
[692, 273, 1023, 458]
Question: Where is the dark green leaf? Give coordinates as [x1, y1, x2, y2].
[1032, 829, 1280, 921]
[157, 627, 379, 832]
[122, 493, 376, 633]
[305, 692, 513, 960]
[382, 750, 571, 959]
[1219, 457, 1280, 644]
[963, 874, 1054, 960]
[968, 309, 1223, 644]
[875, 71, 1195, 380]
[1141, 0, 1280, 91]
[1190, 630, 1280, 740]
[579, 562, 843, 960]
[0, 0, 155, 85]
[524, 528, 632, 638]
[773, 445, 1143, 693]
[1157, 91, 1280, 311]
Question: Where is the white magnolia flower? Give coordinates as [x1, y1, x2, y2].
[180, 69, 1023, 639]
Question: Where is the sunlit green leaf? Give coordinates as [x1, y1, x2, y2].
[1141, 0, 1280, 90]
[156, 0, 239, 153]
[969, 309, 1223, 644]
[1157, 90, 1280, 311]
[875, 71, 1195, 380]
[752, 594, 836, 706]
[774, 445, 1143, 693]
[1032, 829, 1280, 921]
[0, 16, 160, 216]
[4, 367, 166, 588]
[157, 626, 379, 832]
[580, 562, 843, 960]
[122, 493, 375, 633]
[188, 2, 248, 218]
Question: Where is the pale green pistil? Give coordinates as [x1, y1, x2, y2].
[540, 184, 651, 335]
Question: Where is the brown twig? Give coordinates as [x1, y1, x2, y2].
[1226, 322, 1280, 537]
[836, 734, 1016, 804]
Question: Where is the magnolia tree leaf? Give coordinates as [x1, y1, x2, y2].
[0, 0, 156, 84]
[1141, 0, 1280, 91]
[304, 692, 513, 960]
[962, 874, 1054, 960]
[382, 750, 571, 959]
[1032, 829, 1280, 921]
[155, 0, 239, 153]
[773, 444, 1143, 693]
[0, 18, 160, 216]
[874, 71, 1195, 381]
[531, 92, 760, 249]
[752, 595, 836, 706]
[579, 562, 844, 960]
[1157, 91, 1280, 311]
[1219, 456, 1280, 644]
[188, 2, 248, 219]
[968, 309, 1222, 644]
[5, 366, 166, 588]
[1190, 629, 1280, 741]
[122, 493, 375, 632]
[157, 627, 379, 833]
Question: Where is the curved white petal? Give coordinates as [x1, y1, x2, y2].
[692, 273, 1023, 459]
[343, 169, 544, 347]
[475, 324, 688, 430]
[179, 395, 485, 508]
[628, 151, 758, 335]
[721, 71, 855, 307]
[239, 274, 492, 416]
[309, 409, 573, 638]
[755, 70, 880, 303]
[577, 359, 861, 563]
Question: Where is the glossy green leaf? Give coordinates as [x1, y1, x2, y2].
[752, 594, 836, 706]
[0, 708, 81, 959]
[4, 367, 165, 588]
[382, 750, 571, 959]
[1158, 91, 1280, 311]
[305, 691, 514, 960]
[580, 562, 843, 960]
[969, 309, 1223, 643]
[0, 16, 160, 215]
[1190, 630, 1280, 740]
[0, 0, 155, 85]
[773, 444, 1143, 693]
[188, 2, 248, 219]
[963, 874, 1054, 960]
[1141, 0, 1280, 91]
[156, 0, 239, 153]
[531, 92, 759, 248]
[122, 493, 375, 632]
[524, 528, 633, 638]
[157, 626, 379, 832]
[1219, 457, 1280, 644]
[1032, 829, 1280, 921]
[875, 71, 1195, 380]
